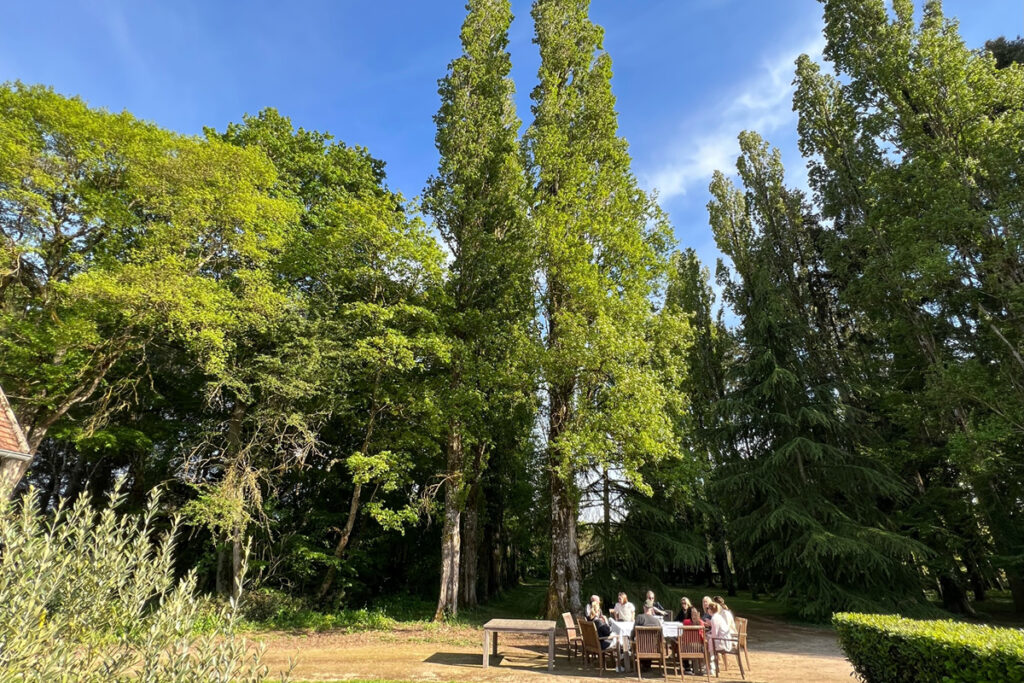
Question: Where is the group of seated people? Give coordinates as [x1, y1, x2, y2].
[583, 591, 738, 674]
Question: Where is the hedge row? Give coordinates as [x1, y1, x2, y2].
[833, 612, 1024, 683]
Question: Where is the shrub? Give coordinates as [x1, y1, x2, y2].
[833, 612, 1024, 683]
[242, 586, 308, 624]
[0, 487, 290, 682]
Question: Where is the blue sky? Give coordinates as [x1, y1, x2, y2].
[1, 1, 1019, 276]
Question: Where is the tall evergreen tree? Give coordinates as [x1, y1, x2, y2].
[423, 0, 536, 620]
[525, 0, 680, 618]
[709, 132, 925, 620]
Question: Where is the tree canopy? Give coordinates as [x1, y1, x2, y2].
[2, 0, 1023, 627]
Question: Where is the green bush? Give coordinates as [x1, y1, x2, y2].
[0, 487, 289, 682]
[833, 612, 1024, 683]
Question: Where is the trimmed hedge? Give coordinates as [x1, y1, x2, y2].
[833, 612, 1024, 683]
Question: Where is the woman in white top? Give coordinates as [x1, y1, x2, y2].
[707, 603, 736, 653]
[611, 592, 636, 622]
[713, 595, 737, 632]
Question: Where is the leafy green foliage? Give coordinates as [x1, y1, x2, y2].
[792, 0, 1024, 612]
[834, 612, 1024, 683]
[525, 0, 689, 616]
[423, 0, 537, 618]
[0, 82, 295, 490]
[0, 486, 286, 682]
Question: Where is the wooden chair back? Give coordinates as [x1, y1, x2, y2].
[563, 612, 578, 638]
[677, 625, 710, 682]
[678, 625, 706, 655]
[633, 626, 664, 657]
[579, 619, 602, 655]
[736, 616, 751, 671]
[736, 616, 748, 645]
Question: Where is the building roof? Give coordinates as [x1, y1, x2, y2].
[0, 385, 31, 460]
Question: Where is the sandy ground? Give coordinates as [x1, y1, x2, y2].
[257, 615, 855, 682]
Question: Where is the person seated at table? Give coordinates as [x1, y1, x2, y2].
[701, 595, 714, 625]
[585, 594, 604, 620]
[634, 605, 662, 627]
[677, 596, 702, 625]
[713, 595, 737, 632]
[707, 603, 736, 653]
[611, 592, 636, 622]
[586, 601, 616, 650]
[643, 590, 670, 617]
[674, 598, 704, 675]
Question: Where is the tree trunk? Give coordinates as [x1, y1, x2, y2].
[544, 466, 581, 619]
[434, 428, 463, 621]
[459, 482, 480, 609]
[723, 541, 738, 597]
[1009, 574, 1024, 614]
[964, 552, 987, 602]
[231, 527, 244, 600]
[598, 471, 606, 561]
[938, 572, 975, 616]
[216, 541, 230, 597]
[435, 479, 462, 620]
[317, 482, 362, 599]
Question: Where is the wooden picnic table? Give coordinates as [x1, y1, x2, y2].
[482, 618, 557, 671]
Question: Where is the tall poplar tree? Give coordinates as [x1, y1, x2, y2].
[423, 0, 535, 620]
[525, 0, 680, 618]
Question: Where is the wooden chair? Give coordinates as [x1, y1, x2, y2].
[579, 620, 618, 676]
[632, 625, 668, 681]
[674, 625, 710, 682]
[667, 626, 708, 679]
[561, 612, 583, 661]
[709, 632, 745, 680]
[735, 617, 751, 672]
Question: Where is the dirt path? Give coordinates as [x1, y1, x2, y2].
[257, 615, 855, 682]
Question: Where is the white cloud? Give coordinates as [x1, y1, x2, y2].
[645, 35, 825, 202]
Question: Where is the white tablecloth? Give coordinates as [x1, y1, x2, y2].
[609, 619, 683, 639]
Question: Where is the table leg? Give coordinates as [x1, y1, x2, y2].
[492, 631, 498, 656]
[483, 630, 489, 668]
[548, 630, 555, 671]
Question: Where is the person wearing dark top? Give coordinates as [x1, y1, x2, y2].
[635, 606, 662, 627]
[586, 600, 615, 649]
[700, 595, 714, 625]
[676, 596, 701, 625]
[643, 590, 670, 618]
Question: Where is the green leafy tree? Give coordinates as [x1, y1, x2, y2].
[665, 249, 736, 591]
[215, 109, 447, 601]
[0, 83, 296, 496]
[985, 36, 1024, 69]
[524, 0, 683, 618]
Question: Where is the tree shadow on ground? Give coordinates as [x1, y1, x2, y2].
[424, 652, 598, 678]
